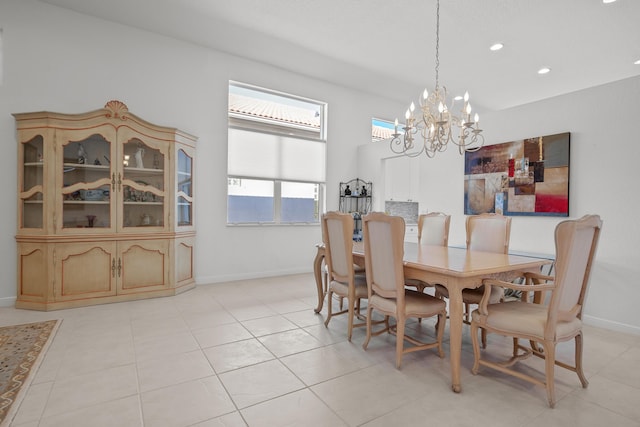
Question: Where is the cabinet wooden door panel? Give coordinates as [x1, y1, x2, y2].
[18, 243, 50, 302]
[118, 240, 169, 294]
[174, 236, 194, 286]
[55, 242, 117, 300]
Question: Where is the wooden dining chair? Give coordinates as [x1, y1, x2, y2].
[405, 212, 451, 293]
[435, 213, 512, 347]
[361, 212, 447, 368]
[322, 211, 368, 341]
[470, 214, 603, 408]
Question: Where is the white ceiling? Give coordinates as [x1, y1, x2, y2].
[40, 0, 640, 113]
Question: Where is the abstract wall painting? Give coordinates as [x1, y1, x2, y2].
[464, 132, 570, 217]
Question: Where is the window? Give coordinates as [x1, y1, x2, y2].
[372, 118, 397, 142]
[227, 82, 326, 224]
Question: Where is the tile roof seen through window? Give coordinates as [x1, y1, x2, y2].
[228, 93, 320, 130]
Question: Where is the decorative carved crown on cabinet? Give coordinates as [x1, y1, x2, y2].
[14, 101, 197, 310]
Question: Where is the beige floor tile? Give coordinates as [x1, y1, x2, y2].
[281, 340, 378, 385]
[218, 359, 305, 409]
[141, 376, 236, 426]
[311, 363, 432, 426]
[225, 304, 277, 321]
[283, 309, 327, 328]
[264, 298, 312, 314]
[38, 395, 143, 427]
[241, 315, 298, 337]
[258, 328, 323, 357]
[303, 323, 350, 345]
[241, 389, 347, 427]
[192, 411, 247, 426]
[193, 322, 253, 349]
[42, 364, 139, 418]
[523, 394, 640, 427]
[598, 346, 640, 389]
[574, 374, 640, 422]
[182, 310, 238, 331]
[11, 381, 53, 425]
[55, 335, 136, 379]
[131, 314, 189, 340]
[137, 349, 215, 392]
[134, 330, 200, 362]
[204, 338, 274, 373]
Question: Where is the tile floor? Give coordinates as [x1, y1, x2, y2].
[2, 273, 640, 426]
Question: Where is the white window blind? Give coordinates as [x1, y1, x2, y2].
[228, 128, 326, 183]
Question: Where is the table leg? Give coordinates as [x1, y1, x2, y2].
[313, 247, 325, 314]
[447, 285, 464, 393]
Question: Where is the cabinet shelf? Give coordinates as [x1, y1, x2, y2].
[64, 200, 109, 205]
[123, 201, 164, 206]
[63, 163, 110, 171]
[124, 167, 164, 175]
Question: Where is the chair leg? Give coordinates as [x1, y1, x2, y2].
[543, 341, 557, 408]
[481, 329, 488, 349]
[395, 315, 405, 369]
[362, 305, 374, 350]
[575, 332, 589, 388]
[436, 312, 446, 358]
[324, 289, 333, 327]
[470, 322, 481, 374]
[347, 298, 354, 342]
[323, 270, 328, 296]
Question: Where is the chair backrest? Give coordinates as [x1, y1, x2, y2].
[322, 211, 355, 284]
[362, 212, 406, 299]
[546, 215, 602, 332]
[466, 213, 512, 254]
[418, 212, 451, 246]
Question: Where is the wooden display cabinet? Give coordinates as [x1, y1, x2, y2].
[15, 101, 196, 310]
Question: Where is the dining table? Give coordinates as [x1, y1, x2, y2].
[312, 241, 552, 393]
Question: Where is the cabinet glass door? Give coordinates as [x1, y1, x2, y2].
[21, 135, 44, 229]
[121, 138, 165, 228]
[61, 134, 112, 230]
[177, 149, 193, 226]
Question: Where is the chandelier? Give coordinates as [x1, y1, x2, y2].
[390, 0, 484, 158]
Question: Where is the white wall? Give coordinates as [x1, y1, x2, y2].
[0, 1, 403, 301]
[359, 75, 640, 335]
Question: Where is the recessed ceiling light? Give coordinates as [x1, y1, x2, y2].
[603, 0, 617, 3]
[635, 59, 640, 65]
[538, 67, 551, 75]
[489, 43, 504, 51]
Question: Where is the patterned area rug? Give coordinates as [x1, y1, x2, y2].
[0, 320, 60, 426]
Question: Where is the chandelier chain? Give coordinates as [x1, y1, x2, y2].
[435, 0, 440, 90]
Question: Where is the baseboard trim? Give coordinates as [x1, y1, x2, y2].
[195, 268, 311, 286]
[583, 314, 640, 336]
[0, 296, 17, 308]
